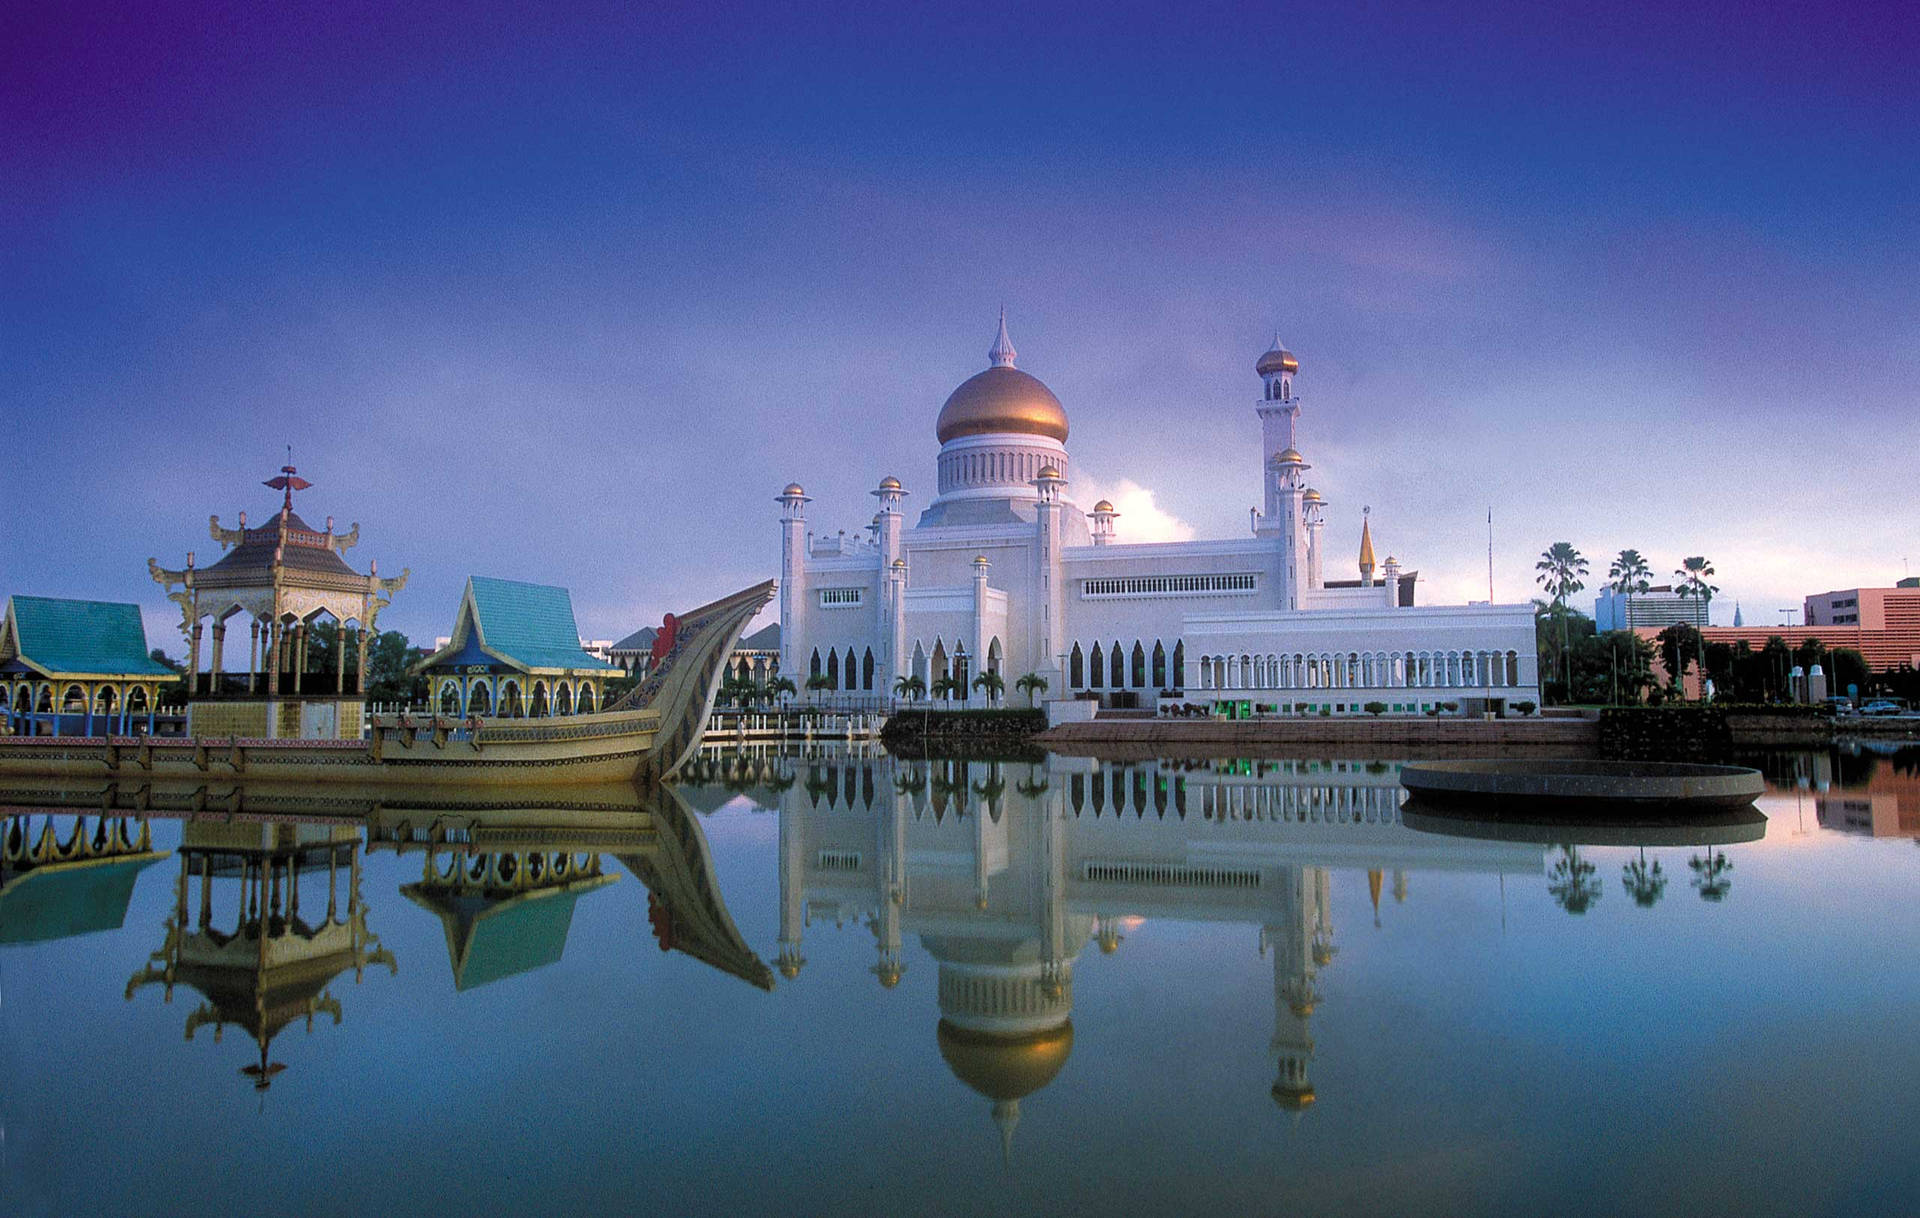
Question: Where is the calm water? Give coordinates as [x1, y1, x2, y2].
[4, 745, 1919, 1217]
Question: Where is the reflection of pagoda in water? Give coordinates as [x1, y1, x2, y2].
[1, 812, 167, 945]
[767, 754, 1541, 1156]
[126, 821, 395, 1088]
[401, 847, 618, 991]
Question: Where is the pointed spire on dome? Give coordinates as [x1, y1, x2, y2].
[989, 307, 1017, 368]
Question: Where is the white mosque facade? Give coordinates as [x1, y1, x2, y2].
[779, 317, 1540, 713]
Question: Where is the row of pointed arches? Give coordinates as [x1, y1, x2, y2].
[1195, 649, 1523, 691]
[433, 676, 599, 718]
[806, 638, 1007, 695]
[1067, 640, 1186, 691]
[4, 681, 160, 735]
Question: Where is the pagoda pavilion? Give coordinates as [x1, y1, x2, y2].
[148, 463, 407, 740]
[1, 596, 179, 737]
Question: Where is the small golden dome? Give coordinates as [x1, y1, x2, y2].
[1037, 465, 1062, 480]
[1256, 338, 1299, 377]
[892, 558, 907, 569]
[937, 367, 1069, 444]
[781, 482, 806, 497]
[1092, 499, 1115, 514]
[878, 476, 902, 491]
[937, 1021, 1074, 1103]
[1302, 488, 1322, 502]
[1276, 448, 1304, 465]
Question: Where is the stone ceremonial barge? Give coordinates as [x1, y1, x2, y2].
[0, 581, 774, 786]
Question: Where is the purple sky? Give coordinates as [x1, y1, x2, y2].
[5, 0, 1917, 647]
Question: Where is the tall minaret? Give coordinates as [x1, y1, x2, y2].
[1266, 865, 1318, 1117]
[1304, 487, 1326, 591]
[873, 477, 907, 684]
[1031, 465, 1068, 693]
[1254, 339, 1308, 610]
[777, 483, 811, 681]
[776, 796, 807, 980]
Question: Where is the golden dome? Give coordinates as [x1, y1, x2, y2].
[1037, 464, 1062, 480]
[1276, 448, 1304, 465]
[1257, 338, 1299, 376]
[937, 1021, 1074, 1103]
[937, 366, 1069, 445]
[878, 476, 902, 491]
[1092, 499, 1115, 514]
[781, 482, 806, 497]
[1302, 488, 1322, 502]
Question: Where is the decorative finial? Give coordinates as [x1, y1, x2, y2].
[989, 306, 1016, 368]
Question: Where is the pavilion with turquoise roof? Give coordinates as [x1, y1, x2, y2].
[1, 596, 179, 736]
[412, 576, 621, 717]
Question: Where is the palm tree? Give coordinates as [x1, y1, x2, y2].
[930, 675, 958, 703]
[1689, 847, 1733, 901]
[1607, 549, 1654, 630]
[1674, 556, 1718, 694]
[768, 675, 797, 706]
[1546, 845, 1602, 914]
[1621, 848, 1666, 907]
[972, 670, 1006, 706]
[893, 673, 925, 702]
[1015, 672, 1049, 707]
[1535, 542, 1589, 698]
[804, 673, 832, 705]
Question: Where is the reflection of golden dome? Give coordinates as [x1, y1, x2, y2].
[876, 964, 904, 988]
[779, 960, 803, 980]
[1289, 999, 1316, 1017]
[1272, 1082, 1316, 1111]
[937, 1021, 1074, 1102]
[1099, 937, 1119, 954]
[1311, 944, 1333, 966]
[1257, 339, 1299, 376]
[1276, 448, 1304, 465]
[937, 367, 1069, 444]
[1092, 500, 1115, 514]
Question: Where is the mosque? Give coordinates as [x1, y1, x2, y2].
[778, 317, 1540, 714]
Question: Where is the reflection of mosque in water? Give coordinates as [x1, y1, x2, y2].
[759, 753, 1542, 1154]
[125, 820, 395, 1088]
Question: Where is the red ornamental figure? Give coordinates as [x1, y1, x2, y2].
[650, 613, 679, 664]
[646, 892, 674, 951]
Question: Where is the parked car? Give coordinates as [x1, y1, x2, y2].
[1861, 700, 1905, 716]
[1822, 696, 1855, 714]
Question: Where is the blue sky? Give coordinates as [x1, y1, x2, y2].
[5, 0, 1916, 645]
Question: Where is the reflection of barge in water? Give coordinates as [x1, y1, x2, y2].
[0, 582, 771, 786]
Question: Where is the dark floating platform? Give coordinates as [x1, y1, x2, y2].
[1400, 801, 1767, 848]
[1398, 759, 1766, 817]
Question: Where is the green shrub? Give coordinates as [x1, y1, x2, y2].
[1364, 701, 1387, 716]
[1512, 700, 1536, 715]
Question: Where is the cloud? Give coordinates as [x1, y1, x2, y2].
[1071, 475, 1197, 544]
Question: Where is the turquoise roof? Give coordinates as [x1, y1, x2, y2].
[0, 855, 165, 944]
[3, 596, 177, 678]
[440, 577, 617, 674]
